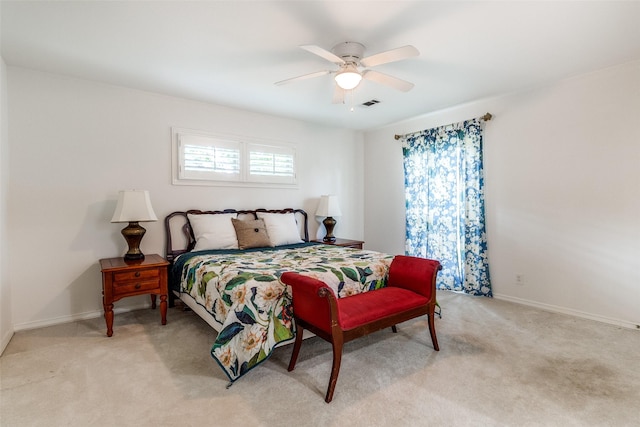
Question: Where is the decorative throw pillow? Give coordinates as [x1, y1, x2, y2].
[187, 213, 238, 251]
[232, 218, 271, 249]
[256, 212, 304, 246]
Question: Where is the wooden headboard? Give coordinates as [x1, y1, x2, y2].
[164, 208, 309, 263]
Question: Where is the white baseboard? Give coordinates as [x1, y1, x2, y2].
[493, 293, 640, 330]
[12, 302, 151, 332]
[0, 328, 14, 356]
[10, 295, 639, 335]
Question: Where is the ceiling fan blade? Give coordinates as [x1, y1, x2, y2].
[300, 45, 345, 65]
[332, 85, 345, 104]
[275, 70, 331, 86]
[360, 45, 419, 68]
[362, 70, 415, 92]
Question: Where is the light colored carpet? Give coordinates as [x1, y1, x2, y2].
[1, 291, 639, 426]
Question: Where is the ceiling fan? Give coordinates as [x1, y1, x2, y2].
[275, 42, 419, 103]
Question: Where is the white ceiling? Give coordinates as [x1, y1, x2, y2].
[2, 1, 640, 131]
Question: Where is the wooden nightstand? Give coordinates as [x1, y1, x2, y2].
[312, 238, 364, 249]
[99, 254, 169, 337]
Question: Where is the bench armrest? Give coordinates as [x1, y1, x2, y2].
[387, 255, 441, 301]
[281, 272, 337, 333]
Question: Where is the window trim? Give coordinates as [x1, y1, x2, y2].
[171, 127, 298, 188]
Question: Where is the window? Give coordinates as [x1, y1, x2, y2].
[402, 118, 491, 297]
[172, 128, 297, 187]
[179, 135, 241, 182]
[248, 143, 296, 184]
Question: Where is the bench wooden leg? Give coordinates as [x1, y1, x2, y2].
[325, 334, 344, 403]
[391, 325, 398, 333]
[428, 305, 439, 351]
[288, 323, 304, 372]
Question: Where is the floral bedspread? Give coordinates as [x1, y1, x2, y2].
[172, 243, 393, 382]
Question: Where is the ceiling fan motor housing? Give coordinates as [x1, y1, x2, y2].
[332, 42, 365, 65]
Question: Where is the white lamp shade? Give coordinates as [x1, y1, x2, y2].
[111, 190, 158, 223]
[334, 64, 362, 90]
[316, 195, 342, 217]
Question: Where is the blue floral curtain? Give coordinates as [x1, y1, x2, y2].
[402, 118, 492, 296]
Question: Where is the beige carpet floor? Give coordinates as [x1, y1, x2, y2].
[1, 291, 639, 426]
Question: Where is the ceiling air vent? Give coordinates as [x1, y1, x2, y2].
[361, 99, 380, 107]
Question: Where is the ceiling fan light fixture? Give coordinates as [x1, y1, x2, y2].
[335, 64, 362, 90]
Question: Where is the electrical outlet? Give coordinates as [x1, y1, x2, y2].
[515, 274, 525, 285]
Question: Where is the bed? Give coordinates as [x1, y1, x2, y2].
[165, 208, 394, 383]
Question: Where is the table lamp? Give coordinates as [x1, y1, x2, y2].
[316, 195, 342, 242]
[111, 190, 158, 261]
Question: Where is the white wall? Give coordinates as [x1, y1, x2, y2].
[364, 60, 640, 329]
[0, 54, 13, 353]
[7, 67, 364, 330]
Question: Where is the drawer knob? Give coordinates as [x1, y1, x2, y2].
[135, 283, 141, 289]
[134, 272, 141, 278]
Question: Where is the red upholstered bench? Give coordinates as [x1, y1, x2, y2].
[280, 255, 441, 403]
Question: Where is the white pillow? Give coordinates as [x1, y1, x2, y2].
[256, 212, 303, 246]
[188, 213, 238, 251]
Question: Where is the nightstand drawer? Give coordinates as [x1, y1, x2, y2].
[113, 268, 159, 282]
[113, 279, 160, 295]
[311, 238, 364, 250]
[341, 243, 362, 249]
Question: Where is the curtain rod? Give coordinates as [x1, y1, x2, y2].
[394, 112, 492, 140]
